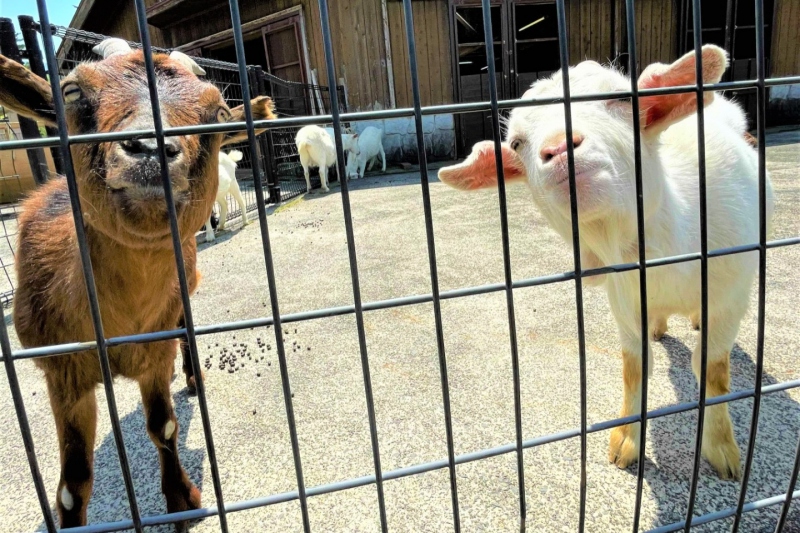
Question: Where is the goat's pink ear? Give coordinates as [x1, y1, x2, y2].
[637, 45, 728, 134]
[438, 140, 525, 190]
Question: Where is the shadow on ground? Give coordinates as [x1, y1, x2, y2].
[636, 332, 800, 531]
[36, 390, 205, 532]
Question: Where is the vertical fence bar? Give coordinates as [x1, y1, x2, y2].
[731, 0, 768, 530]
[622, 0, 652, 531]
[480, 0, 527, 530]
[774, 436, 800, 532]
[316, 1, 389, 530]
[683, 0, 711, 528]
[129, 0, 229, 530]
[224, 1, 311, 530]
[33, 2, 144, 531]
[552, 1, 589, 530]
[0, 311, 57, 532]
[399, 1, 461, 530]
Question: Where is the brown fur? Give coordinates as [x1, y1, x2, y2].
[3, 49, 274, 529]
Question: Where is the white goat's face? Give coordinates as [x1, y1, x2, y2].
[506, 61, 638, 221]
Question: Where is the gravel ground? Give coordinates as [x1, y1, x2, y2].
[0, 131, 798, 533]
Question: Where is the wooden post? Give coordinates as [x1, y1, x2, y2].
[0, 18, 49, 186]
[18, 15, 64, 176]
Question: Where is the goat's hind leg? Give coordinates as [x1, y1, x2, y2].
[178, 315, 203, 394]
[46, 371, 98, 528]
[139, 343, 201, 528]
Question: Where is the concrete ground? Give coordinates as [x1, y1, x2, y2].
[1, 131, 799, 533]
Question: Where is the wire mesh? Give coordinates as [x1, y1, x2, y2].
[0, 0, 798, 532]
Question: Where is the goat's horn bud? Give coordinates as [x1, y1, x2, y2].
[169, 51, 206, 76]
[92, 38, 133, 59]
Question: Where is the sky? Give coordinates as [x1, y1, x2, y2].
[1, 0, 78, 31]
[1, 0, 78, 49]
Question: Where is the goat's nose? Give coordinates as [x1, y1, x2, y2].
[539, 134, 584, 163]
[119, 137, 181, 160]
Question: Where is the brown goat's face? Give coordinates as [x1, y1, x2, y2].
[63, 51, 226, 244]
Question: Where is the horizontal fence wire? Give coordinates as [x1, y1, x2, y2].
[1, 0, 798, 532]
[2, 76, 800, 153]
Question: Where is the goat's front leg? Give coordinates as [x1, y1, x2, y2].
[139, 346, 201, 529]
[692, 317, 741, 480]
[204, 214, 215, 243]
[609, 348, 643, 469]
[46, 378, 97, 528]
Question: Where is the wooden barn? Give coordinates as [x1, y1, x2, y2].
[67, 0, 800, 160]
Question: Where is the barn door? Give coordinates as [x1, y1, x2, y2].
[261, 15, 311, 116]
[453, 2, 507, 157]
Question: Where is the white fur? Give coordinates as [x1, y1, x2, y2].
[164, 420, 176, 440]
[295, 126, 360, 193]
[346, 126, 386, 179]
[205, 150, 249, 243]
[60, 486, 74, 511]
[498, 50, 773, 477]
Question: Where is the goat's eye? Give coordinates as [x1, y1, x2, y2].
[216, 108, 231, 123]
[63, 83, 82, 103]
[510, 139, 522, 152]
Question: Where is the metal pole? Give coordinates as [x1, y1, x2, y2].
[0, 18, 49, 185]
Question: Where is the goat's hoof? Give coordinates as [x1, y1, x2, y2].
[322, 187, 330, 193]
[704, 440, 741, 481]
[609, 426, 640, 469]
[185, 370, 204, 395]
[166, 483, 202, 532]
[242, 220, 250, 226]
[649, 317, 668, 341]
[205, 236, 215, 243]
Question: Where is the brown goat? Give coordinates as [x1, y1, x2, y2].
[1, 41, 275, 529]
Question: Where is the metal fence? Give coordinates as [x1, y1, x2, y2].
[1, 0, 799, 532]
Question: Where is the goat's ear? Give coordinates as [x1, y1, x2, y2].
[637, 45, 728, 134]
[0, 54, 56, 126]
[222, 96, 276, 146]
[438, 140, 525, 190]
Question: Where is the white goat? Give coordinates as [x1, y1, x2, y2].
[438, 45, 774, 481]
[346, 126, 386, 179]
[296, 125, 359, 192]
[205, 149, 249, 243]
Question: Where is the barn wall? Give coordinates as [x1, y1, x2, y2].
[771, 0, 800, 77]
[768, 0, 800, 124]
[163, 0, 395, 111]
[566, 0, 678, 67]
[387, 0, 455, 108]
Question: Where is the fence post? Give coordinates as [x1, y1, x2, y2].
[255, 66, 281, 203]
[18, 15, 64, 176]
[0, 18, 49, 186]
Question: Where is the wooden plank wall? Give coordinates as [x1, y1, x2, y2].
[566, 0, 678, 67]
[162, 0, 394, 111]
[387, 0, 454, 108]
[771, 0, 800, 77]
